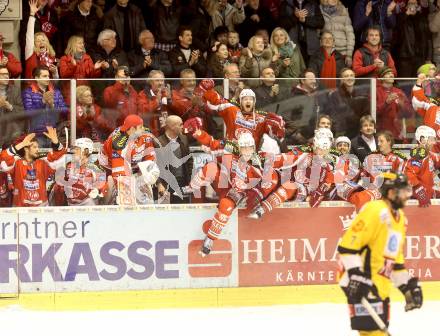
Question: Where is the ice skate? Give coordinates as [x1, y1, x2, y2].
[247, 205, 265, 219]
[199, 236, 213, 257]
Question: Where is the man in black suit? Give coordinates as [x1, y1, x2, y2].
[350, 114, 377, 164]
[155, 115, 194, 204]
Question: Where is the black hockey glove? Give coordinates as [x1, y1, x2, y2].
[345, 268, 373, 303]
[399, 277, 423, 311]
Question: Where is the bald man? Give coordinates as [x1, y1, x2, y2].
[155, 115, 194, 204]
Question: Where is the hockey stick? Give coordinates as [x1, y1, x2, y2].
[64, 127, 69, 150]
[361, 297, 392, 336]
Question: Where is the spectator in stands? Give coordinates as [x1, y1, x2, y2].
[103, 0, 146, 53]
[156, 115, 193, 204]
[0, 66, 25, 147]
[62, 0, 103, 53]
[103, 66, 138, 127]
[210, 0, 245, 34]
[180, 0, 212, 52]
[353, 0, 397, 50]
[319, 0, 355, 67]
[92, 29, 128, 79]
[278, 0, 325, 63]
[150, 0, 182, 52]
[352, 26, 397, 78]
[213, 63, 244, 102]
[393, 0, 432, 78]
[317, 114, 332, 129]
[308, 30, 345, 89]
[25, 0, 59, 79]
[350, 114, 377, 163]
[76, 85, 111, 141]
[417, 63, 440, 103]
[128, 30, 172, 81]
[282, 69, 327, 139]
[59, 35, 104, 103]
[169, 27, 207, 78]
[238, 0, 273, 46]
[429, 0, 440, 66]
[211, 26, 229, 47]
[255, 28, 271, 48]
[0, 33, 22, 79]
[239, 35, 273, 88]
[22, 66, 68, 147]
[270, 27, 306, 83]
[327, 67, 370, 138]
[376, 66, 414, 141]
[21, 0, 61, 61]
[227, 31, 243, 64]
[208, 43, 231, 78]
[170, 69, 216, 134]
[138, 70, 171, 136]
[254, 67, 288, 109]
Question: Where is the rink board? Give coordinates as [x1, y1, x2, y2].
[0, 201, 439, 310]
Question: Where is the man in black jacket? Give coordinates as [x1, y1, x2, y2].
[128, 30, 172, 81]
[277, 0, 325, 63]
[155, 115, 193, 204]
[168, 27, 207, 78]
[62, 0, 103, 53]
[103, 0, 146, 53]
[350, 114, 377, 164]
[254, 67, 288, 109]
[92, 29, 128, 79]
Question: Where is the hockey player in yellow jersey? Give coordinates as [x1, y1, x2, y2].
[338, 173, 423, 335]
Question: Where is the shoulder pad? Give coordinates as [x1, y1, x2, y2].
[391, 149, 407, 160]
[112, 130, 128, 150]
[224, 140, 239, 155]
[255, 110, 268, 116]
[330, 148, 342, 157]
[297, 144, 312, 153]
[410, 147, 427, 161]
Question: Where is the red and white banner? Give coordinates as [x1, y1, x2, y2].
[238, 203, 440, 287]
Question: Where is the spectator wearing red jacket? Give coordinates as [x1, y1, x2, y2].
[103, 66, 139, 127]
[24, 1, 59, 80]
[376, 67, 414, 141]
[76, 85, 112, 141]
[137, 70, 170, 136]
[0, 33, 22, 78]
[352, 26, 397, 78]
[59, 35, 105, 103]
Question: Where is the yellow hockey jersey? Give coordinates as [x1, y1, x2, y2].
[338, 200, 408, 300]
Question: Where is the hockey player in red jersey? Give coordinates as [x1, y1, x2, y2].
[412, 73, 440, 151]
[405, 125, 440, 207]
[0, 127, 65, 207]
[0, 171, 11, 207]
[98, 115, 160, 205]
[53, 138, 108, 206]
[184, 130, 278, 256]
[337, 131, 407, 210]
[201, 80, 284, 148]
[247, 128, 335, 219]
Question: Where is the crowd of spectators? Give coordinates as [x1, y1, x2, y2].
[0, 0, 440, 207]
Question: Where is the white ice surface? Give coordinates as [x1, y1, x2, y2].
[0, 301, 438, 336]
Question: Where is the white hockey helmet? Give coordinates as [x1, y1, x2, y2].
[74, 138, 94, 154]
[237, 131, 255, 148]
[335, 136, 351, 149]
[313, 134, 332, 150]
[239, 89, 256, 104]
[415, 125, 436, 143]
[314, 127, 334, 141]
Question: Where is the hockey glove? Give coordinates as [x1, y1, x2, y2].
[399, 277, 423, 312]
[413, 185, 431, 208]
[345, 268, 373, 303]
[183, 117, 203, 135]
[309, 183, 329, 208]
